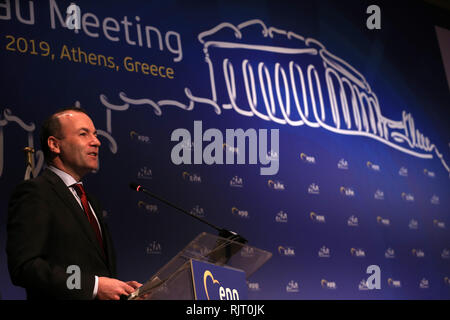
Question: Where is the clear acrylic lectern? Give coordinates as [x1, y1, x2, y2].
[128, 232, 272, 300]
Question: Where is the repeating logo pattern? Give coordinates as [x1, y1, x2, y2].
[0, 9, 448, 300]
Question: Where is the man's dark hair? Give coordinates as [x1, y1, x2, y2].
[40, 107, 89, 163]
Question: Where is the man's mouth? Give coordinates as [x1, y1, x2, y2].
[88, 152, 98, 158]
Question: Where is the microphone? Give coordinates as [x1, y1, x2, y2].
[130, 182, 247, 244]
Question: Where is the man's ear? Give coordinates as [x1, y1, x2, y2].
[47, 136, 61, 155]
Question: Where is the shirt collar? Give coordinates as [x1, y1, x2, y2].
[47, 165, 81, 187]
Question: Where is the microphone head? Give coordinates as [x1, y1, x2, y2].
[129, 182, 142, 192]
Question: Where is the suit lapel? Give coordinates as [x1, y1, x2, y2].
[42, 169, 108, 265]
[86, 192, 115, 271]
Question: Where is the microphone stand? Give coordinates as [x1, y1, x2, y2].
[130, 182, 247, 245]
[128, 182, 249, 300]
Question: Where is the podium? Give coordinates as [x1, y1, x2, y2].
[128, 232, 272, 300]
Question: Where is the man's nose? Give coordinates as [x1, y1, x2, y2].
[91, 134, 101, 147]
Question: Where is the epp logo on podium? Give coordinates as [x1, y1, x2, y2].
[191, 259, 247, 300]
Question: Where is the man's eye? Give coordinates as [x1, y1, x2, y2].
[80, 132, 87, 136]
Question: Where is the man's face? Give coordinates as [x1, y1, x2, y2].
[54, 111, 101, 180]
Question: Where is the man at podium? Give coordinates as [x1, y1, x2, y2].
[6, 107, 141, 300]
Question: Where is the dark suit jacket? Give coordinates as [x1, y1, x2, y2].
[7, 169, 117, 300]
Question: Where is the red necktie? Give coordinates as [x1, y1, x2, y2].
[72, 183, 105, 254]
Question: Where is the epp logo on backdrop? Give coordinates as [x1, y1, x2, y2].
[401, 192, 415, 202]
[231, 207, 250, 219]
[411, 249, 425, 258]
[423, 169, 435, 178]
[203, 270, 240, 300]
[278, 246, 295, 257]
[182, 171, 202, 183]
[387, 278, 402, 288]
[300, 152, 316, 164]
[340, 186, 355, 197]
[248, 282, 261, 292]
[444, 277, 450, 287]
[267, 179, 286, 190]
[366, 161, 381, 171]
[130, 130, 151, 144]
[191, 260, 247, 300]
[433, 220, 446, 229]
[137, 200, 158, 214]
[310, 212, 326, 223]
[377, 216, 390, 227]
[350, 248, 366, 258]
[222, 143, 239, 155]
[321, 279, 337, 290]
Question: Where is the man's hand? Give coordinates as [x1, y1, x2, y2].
[125, 281, 142, 290]
[97, 277, 142, 300]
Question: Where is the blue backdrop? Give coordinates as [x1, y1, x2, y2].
[0, 0, 449, 299]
